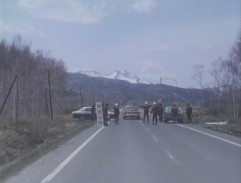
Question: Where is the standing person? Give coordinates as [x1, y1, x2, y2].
[114, 103, 120, 124]
[91, 103, 96, 121]
[151, 102, 158, 125]
[186, 103, 193, 123]
[157, 102, 164, 122]
[171, 103, 178, 122]
[103, 103, 109, 126]
[140, 101, 152, 124]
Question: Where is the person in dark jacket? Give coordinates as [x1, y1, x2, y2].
[91, 103, 96, 121]
[151, 102, 158, 125]
[157, 102, 164, 122]
[103, 103, 109, 126]
[140, 101, 152, 124]
[171, 103, 178, 122]
[186, 103, 192, 123]
[114, 103, 120, 124]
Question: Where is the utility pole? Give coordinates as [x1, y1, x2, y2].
[160, 76, 179, 104]
[15, 76, 19, 128]
[160, 76, 178, 88]
[93, 77, 96, 103]
[80, 86, 83, 107]
[232, 86, 236, 120]
[0, 76, 18, 118]
[47, 70, 53, 120]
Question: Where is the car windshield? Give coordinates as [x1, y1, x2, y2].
[165, 107, 182, 113]
[79, 107, 91, 111]
[84, 108, 91, 112]
[124, 107, 139, 112]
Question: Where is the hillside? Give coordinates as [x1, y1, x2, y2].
[66, 72, 205, 106]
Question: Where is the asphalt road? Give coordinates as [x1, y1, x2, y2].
[3, 119, 241, 183]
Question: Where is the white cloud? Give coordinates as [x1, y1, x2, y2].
[17, 0, 107, 24]
[132, 0, 157, 13]
[0, 19, 45, 38]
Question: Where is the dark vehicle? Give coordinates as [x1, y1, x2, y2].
[72, 107, 94, 121]
[122, 106, 141, 120]
[163, 106, 184, 123]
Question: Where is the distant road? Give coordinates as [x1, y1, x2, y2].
[4, 120, 241, 183]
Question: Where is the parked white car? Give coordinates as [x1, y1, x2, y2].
[72, 106, 94, 121]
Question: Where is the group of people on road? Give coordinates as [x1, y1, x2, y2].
[92, 101, 192, 126]
[140, 101, 164, 125]
[101, 103, 120, 126]
[92, 103, 119, 126]
[141, 101, 193, 125]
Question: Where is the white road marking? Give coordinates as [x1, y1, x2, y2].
[177, 124, 241, 148]
[151, 134, 159, 143]
[40, 126, 105, 183]
[145, 127, 150, 133]
[165, 150, 174, 160]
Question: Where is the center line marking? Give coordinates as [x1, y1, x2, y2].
[151, 134, 159, 143]
[145, 127, 150, 133]
[165, 150, 174, 160]
[40, 126, 104, 183]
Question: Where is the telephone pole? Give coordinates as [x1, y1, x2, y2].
[80, 86, 83, 107]
[47, 70, 53, 120]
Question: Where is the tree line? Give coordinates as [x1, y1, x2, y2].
[0, 35, 240, 125]
[0, 36, 67, 124]
[193, 36, 241, 123]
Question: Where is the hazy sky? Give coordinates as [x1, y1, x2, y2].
[1, 0, 240, 88]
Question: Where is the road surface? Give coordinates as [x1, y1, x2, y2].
[3, 119, 241, 183]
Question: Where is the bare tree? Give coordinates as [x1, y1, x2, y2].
[193, 64, 206, 89]
[209, 35, 241, 124]
[192, 64, 213, 110]
[0, 36, 67, 125]
[210, 59, 224, 118]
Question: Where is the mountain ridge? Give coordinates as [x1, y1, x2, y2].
[67, 72, 209, 106]
[77, 69, 152, 84]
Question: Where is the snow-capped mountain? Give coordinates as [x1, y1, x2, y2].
[77, 70, 152, 84]
[78, 70, 102, 78]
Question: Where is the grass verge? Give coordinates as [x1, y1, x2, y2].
[0, 120, 95, 182]
[203, 123, 241, 138]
